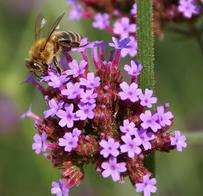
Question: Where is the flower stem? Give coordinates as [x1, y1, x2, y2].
[137, 0, 155, 174]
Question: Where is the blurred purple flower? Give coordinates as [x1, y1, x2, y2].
[51, 180, 69, 196]
[178, 0, 199, 18]
[100, 137, 120, 158]
[113, 17, 136, 38]
[92, 13, 110, 30]
[32, 132, 47, 154]
[69, 4, 83, 20]
[131, 3, 137, 15]
[119, 82, 141, 102]
[140, 111, 161, 132]
[120, 134, 142, 158]
[170, 130, 187, 152]
[101, 157, 127, 182]
[136, 174, 157, 196]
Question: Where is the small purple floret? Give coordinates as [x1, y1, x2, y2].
[32, 132, 47, 154]
[170, 130, 187, 152]
[119, 82, 141, 102]
[120, 134, 142, 158]
[136, 174, 157, 196]
[101, 157, 127, 182]
[51, 180, 69, 196]
[100, 137, 120, 158]
[140, 110, 161, 132]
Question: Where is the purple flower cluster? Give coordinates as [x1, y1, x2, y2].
[23, 37, 187, 196]
[66, 1, 138, 58]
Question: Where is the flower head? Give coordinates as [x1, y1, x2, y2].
[101, 157, 127, 182]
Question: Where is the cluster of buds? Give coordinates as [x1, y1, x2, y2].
[22, 37, 187, 196]
[67, 0, 203, 38]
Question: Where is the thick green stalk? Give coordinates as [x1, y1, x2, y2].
[137, 0, 155, 173]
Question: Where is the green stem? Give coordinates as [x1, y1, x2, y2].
[137, 0, 155, 173]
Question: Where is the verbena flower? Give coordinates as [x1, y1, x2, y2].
[59, 129, 81, 152]
[140, 110, 161, 132]
[100, 137, 120, 158]
[56, 104, 78, 128]
[120, 134, 142, 158]
[32, 132, 47, 154]
[101, 157, 127, 182]
[119, 119, 138, 136]
[51, 180, 69, 196]
[44, 99, 64, 118]
[113, 17, 136, 39]
[119, 82, 141, 102]
[170, 130, 187, 152]
[136, 174, 157, 196]
[92, 13, 110, 30]
[23, 37, 187, 196]
[178, 0, 200, 18]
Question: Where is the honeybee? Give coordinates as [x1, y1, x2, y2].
[25, 13, 82, 75]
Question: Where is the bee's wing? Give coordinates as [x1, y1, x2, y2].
[41, 12, 65, 51]
[35, 13, 46, 40]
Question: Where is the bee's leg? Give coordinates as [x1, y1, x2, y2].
[53, 56, 62, 74]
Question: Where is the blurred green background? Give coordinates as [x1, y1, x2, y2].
[0, 0, 203, 195]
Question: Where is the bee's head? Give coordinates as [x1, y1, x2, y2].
[25, 59, 42, 72]
[25, 59, 49, 75]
